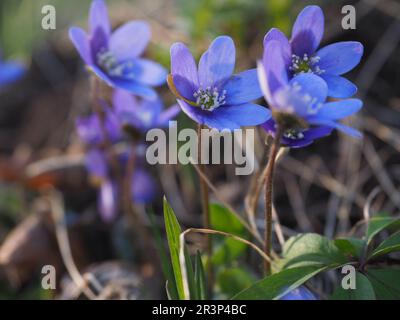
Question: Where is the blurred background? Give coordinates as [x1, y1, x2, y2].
[0, 0, 399, 299]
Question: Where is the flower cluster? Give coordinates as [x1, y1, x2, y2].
[258, 5, 364, 147]
[75, 107, 158, 222]
[71, 0, 180, 222]
[67, 0, 366, 300]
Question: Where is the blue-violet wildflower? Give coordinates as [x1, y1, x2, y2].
[169, 36, 271, 131]
[113, 89, 180, 133]
[258, 39, 363, 145]
[264, 5, 363, 99]
[69, 0, 166, 99]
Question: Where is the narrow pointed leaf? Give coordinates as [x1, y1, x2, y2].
[232, 266, 326, 300]
[148, 209, 178, 299]
[366, 216, 399, 244]
[369, 230, 400, 260]
[194, 251, 207, 300]
[163, 198, 185, 299]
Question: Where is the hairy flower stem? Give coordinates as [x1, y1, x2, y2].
[197, 124, 214, 297]
[263, 125, 283, 275]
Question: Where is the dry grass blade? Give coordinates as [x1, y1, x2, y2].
[364, 140, 400, 211]
[363, 187, 381, 222]
[46, 189, 99, 300]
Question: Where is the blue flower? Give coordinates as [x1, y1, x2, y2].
[85, 148, 156, 222]
[264, 5, 363, 99]
[280, 286, 318, 300]
[262, 118, 333, 148]
[169, 36, 271, 131]
[76, 106, 122, 146]
[113, 89, 180, 133]
[0, 51, 25, 87]
[69, 0, 166, 99]
[258, 39, 363, 141]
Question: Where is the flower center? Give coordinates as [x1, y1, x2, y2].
[283, 128, 305, 140]
[193, 87, 227, 111]
[96, 48, 134, 78]
[289, 54, 324, 75]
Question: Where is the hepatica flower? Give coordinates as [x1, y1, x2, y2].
[0, 51, 25, 87]
[264, 5, 363, 98]
[168, 36, 271, 130]
[258, 39, 363, 144]
[76, 102, 158, 222]
[69, 0, 166, 99]
[113, 89, 180, 133]
[262, 118, 333, 148]
[85, 148, 156, 222]
[76, 107, 122, 146]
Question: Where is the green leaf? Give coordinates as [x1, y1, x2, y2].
[366, 216, 400, 245]
[163, 198, 185, 300]
[232, 266, 326, 300]
[210, 203, 248, 265]
[184, 248, 197, 300]
[369, 230, 400, 260]
[218, 268, 256, 299]
[279, 233, 347, 269]
[211, 239, 247, 266]
[210, 203, 247, 236]
[148, 209, 179, 300]
[194, 252, 207, 300]
[331, 272, 375, 300]
[366, 268, 400, 299]
[334, 238, 365, 260]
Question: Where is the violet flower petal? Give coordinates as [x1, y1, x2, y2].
[223, 69, 263, 105]
[291, 5, 324, 56]
[320, 74, 358, 98]
[69, 27, 92, 65]
[89, 0, 111, 37]
[109, 21, 151, 61]
[198, 36, 235, 89]
[170, 42, 199, 100]
[316, 41, 364, 75]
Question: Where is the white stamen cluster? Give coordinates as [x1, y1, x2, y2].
[283, 129, 305, 140]
[193, 87, 227, 111]
[289, 53, 325, 75]
[96, 48, 134, 78]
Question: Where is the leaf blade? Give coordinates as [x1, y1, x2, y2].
[369, 230, 400, 260]
[232, 266, 326, 300]
[331, 272, 375, 300]
[163, 197, 185, 300]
